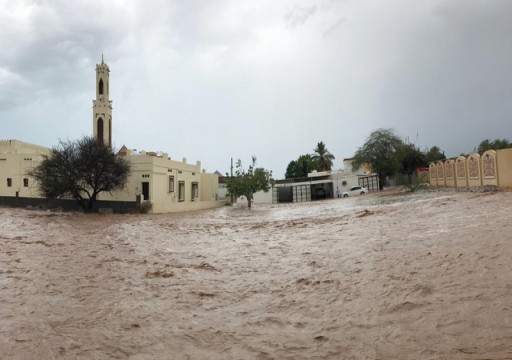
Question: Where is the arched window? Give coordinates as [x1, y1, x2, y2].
[99, 78, 104, 95]
[97, 118, 104, 146]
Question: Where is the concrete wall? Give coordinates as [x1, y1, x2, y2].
[497, 148, 512, 188]
[445, 159, 456, 187]
[436, 161, 445, 186]
[455, 156, 467, 188]
[467, 154, 482, 187]
[481, 150, 498, 186]
[330, 172, 360, 194]
[200, 172, 219, 202]
[430, 149, 512, 189]
[429, 163, 437, 186]
[0, 140, 49, 199]
[0, 196, 137, 213]
[237, 189, 272, 205]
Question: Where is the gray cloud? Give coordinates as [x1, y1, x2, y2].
[377, 0, 512, 155]
[284, 5, 317, 28]
[2, 0, 512, 177]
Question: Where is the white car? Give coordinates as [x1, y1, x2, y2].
[341, 186, 368, 197]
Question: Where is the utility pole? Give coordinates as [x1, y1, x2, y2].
[230, 157, 234, 204]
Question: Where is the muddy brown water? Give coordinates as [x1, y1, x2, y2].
[1, 191, 512, 359]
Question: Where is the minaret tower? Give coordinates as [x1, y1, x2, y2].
[92, 55, 112, 147]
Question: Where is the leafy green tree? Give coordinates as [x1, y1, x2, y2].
[398, 143, 427, 180]
[284, 154, 318, 179]
[493, 139, 511, 150]
[285, 160, 298, 179]
[352, 128, 404, 190]
[226, 156, 272, 208]
[425, 146, 446, 163]
[312, 141, 335, 171]
[28, 136, 130, 212]
[477, 139, 492, 154]
[477, 138, 511, 154]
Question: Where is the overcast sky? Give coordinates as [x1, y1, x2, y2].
[2, 0, 512, 177]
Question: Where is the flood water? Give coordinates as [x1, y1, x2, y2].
[1, 190, 512, 359]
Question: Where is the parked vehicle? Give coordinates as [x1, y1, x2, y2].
[341, 186, 368, 197]
[315, 187, 326, 199]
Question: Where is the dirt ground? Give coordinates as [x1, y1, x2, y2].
[1, 189, 512, 359]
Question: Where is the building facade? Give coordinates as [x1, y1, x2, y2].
[0, 140, 49, 198]
[269, 158, 378, 204]
[0, 58, 223, 213]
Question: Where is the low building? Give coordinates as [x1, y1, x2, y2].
[270, 158, 378, 204]
[102, 148, 220, 213]
[0, 140, 49, 198]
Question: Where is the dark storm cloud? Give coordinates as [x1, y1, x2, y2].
[0, 1, 132, 109]
[378, 0, 512, 156]
[2, 0, 512, 176]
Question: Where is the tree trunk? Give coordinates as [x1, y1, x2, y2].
[379, 175, 385, 191]
[247, 199, 252, 208]
[88, 193, 97, 213]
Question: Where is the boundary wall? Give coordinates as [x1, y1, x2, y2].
[429, 149, 512, 189]
[0, 197, 137, 213]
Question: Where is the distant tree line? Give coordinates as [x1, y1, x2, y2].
[283, 133, 447, 191]
[477, 139, 512, 154]
[285, 141, 335, 179]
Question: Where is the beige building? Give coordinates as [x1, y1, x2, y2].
[0, 58, 223, 213]
[0, 140, 49, 198]
[102, 147, 221, 213]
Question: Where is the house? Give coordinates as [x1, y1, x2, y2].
[271, 158, 378, 203]
[0, 140, 49, 198]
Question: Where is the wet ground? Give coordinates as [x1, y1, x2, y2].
[1, 190, 512, 359]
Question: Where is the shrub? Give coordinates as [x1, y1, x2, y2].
[397, 172, 429, 192]
[137, 201, 153, 214]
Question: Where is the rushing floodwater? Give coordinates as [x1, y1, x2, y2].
[1, 190, 512, 359]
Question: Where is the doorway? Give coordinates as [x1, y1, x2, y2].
[142, 182, 149, 200]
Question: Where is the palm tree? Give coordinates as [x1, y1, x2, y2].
[312, 141, 335, 171]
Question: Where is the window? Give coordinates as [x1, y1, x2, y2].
[99, 78, 104, 95]
[168, 175, 174, 192]
[23, 178, 28, 187]
[178, 181, 185, 202]
[191, 182, 198, 200]
[7, 178, 12, 187]
[97, 118, 104, 146]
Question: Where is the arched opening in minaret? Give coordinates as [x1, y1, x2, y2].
[99, 78, 104, 95]
[97, 118, 104, 146]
